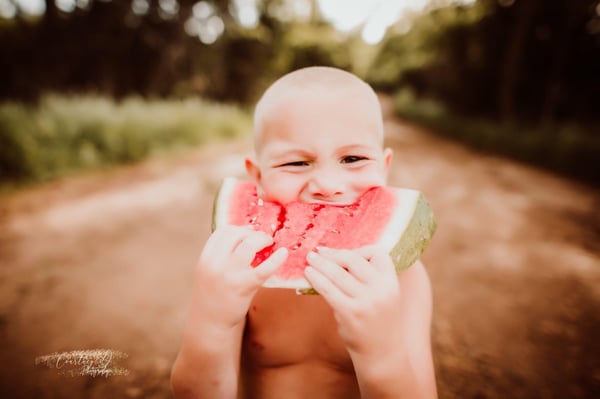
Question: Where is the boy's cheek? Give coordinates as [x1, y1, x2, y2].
[259, 175, 301, 204]
[350, 168, 388, 189]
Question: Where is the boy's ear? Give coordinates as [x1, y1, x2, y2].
[383, 147, 393, 172]
[245, 157, 261, 183]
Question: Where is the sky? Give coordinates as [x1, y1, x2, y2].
[319, 0, 432, 44]
[1, 0, 476, 45]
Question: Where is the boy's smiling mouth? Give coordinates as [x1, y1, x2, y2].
[299, 186, 383, 206]
[300, 197, 356, 206]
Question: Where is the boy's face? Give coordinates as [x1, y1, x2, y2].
[246, 89, 392, 205]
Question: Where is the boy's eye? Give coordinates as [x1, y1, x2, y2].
[280, 161, 309, 167]
[341, 155, 368, 164]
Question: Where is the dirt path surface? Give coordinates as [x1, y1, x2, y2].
[1, 97, 599, 399]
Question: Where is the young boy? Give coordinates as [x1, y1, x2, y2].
[171, 67, 437, 399]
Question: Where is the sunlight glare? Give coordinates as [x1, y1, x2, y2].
[186, 2, 224, 45]
[267, 0, 311, 23]
[132, 0, 149, 16]
[159, 0, 179, 18]
[193, 1, 213, 19]
[12, 0, 45, 16]
[318, 0, 376, 32]
[201, 15, 224, 44]
[230, 0, 259, 28]
[56, 0, 76, 13]
[0, 0, 17, 18]
[319, 0, 476, 44]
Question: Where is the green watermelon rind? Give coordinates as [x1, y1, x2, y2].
[211, 177, 437, 294]
[387, 191, 437, 271]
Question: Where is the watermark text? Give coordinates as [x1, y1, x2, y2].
[35, 349, 129, 377]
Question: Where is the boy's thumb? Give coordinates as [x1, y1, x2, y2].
[253, 247, 288, 283]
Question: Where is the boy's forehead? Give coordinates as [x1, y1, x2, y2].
[268, 87, 367, 116]
[257, 91, 381, 141]
[255, 76, 382, 146]
[255, 67, 380, 118]
[258, 72, 376, 109]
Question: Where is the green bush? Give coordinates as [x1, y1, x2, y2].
[393, 89, 600, 185]
[0, 95, 251, 186]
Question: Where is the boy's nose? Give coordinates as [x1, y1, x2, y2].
[308, 173, 344, 200]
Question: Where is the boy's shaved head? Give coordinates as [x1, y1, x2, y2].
[253, 66, 384, 151]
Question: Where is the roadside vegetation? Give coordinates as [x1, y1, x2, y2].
[0, 95, 251, 188]
[393, 89, 600, 184]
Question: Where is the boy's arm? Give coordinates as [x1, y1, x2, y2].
[352, 261, 437, 399]
[305, 248, 437, 399]
[171, 225, 287, 399]
[171, 309, 246, 398]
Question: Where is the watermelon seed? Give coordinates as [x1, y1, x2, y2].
[270, 223, 277, 232]
[257, 198, 264, 206]
[250, 216, 257, 224]
[291, 243, 302, 250]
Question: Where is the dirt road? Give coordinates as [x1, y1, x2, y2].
[1, 99, 599, 398]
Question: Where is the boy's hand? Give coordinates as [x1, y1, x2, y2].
[193, 225, 288, 331]
[304, 246, 403, 358]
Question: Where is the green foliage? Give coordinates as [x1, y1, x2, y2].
[367, 2, 492, 101]
[370, 0, 600, 123]
[265, 22, 353, 85]
[0, 95, 251, 186]
[370, 0, 599, 184]
[283, 24, 351, 72]
[393, 89, 600, 185]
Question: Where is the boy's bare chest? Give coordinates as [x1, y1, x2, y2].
[242, 288, 353, 371]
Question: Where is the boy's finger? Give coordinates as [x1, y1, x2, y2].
[203, 225, 255, 261]
[253, 247, 288, 284]
[307, 251, 362, 296]
[231, 231, 273, 266]
[356, 245, 394, 273]
[304, 266, 347, 309]
[315, 247, 371, 283]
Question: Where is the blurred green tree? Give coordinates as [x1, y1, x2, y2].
[0, 0, 354, 104]
[368, 0, 600, 125]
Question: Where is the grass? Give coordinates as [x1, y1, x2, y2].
[392, 88, 600, 185]
[0, 94, 252, 188]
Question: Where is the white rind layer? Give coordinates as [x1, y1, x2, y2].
[213, 177, 237, 230]
[377, 189, 421, 252]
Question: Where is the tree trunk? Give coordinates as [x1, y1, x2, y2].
[540, 0, 590, 126]
[497, 0, 542, 122]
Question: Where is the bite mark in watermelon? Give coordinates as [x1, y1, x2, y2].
[212, 177, 436, 292]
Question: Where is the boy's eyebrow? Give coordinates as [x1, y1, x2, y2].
[265, 148, 313, 162]
[336, 144, 379, 153]
[264, 144, 378, 159]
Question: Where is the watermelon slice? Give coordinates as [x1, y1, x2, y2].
[212, 177, 436, 292]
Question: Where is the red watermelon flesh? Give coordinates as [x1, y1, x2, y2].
[212, 178, 437, 291]
[227, 180, 395, 281]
